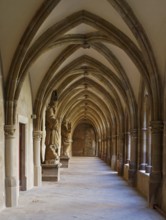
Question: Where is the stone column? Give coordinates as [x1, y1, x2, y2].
[103, 138, 107, 161]
[139, 128, 148, 170]
[58, 117, 61, 156]
[146, 126, 152, 173]
[95, 140, 98, 156]
[117, 133, 125, 176]
[149, 121, 163, 206]
[98, 139, 102, 158]
[124, 132, 128, 163]
[124, 132, 131, 164]
[101, 139, 105, 160]
[128, 129, 138, 186]
[5, 125, 18, 207]
[106, 136, 111, 165]
[162, 122, 166, 210]
[111, 135, 117, 170]
[33, 130, 42, 186]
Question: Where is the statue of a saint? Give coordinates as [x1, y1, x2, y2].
[45, 100, 59, 164]
[61, 118, 71, 157]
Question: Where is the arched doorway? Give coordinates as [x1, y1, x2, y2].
[72, 123, 96, 157]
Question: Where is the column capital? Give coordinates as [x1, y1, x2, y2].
[33, 130, 43, 140]
[4, 125, 16, 138]
[141, 127, 148, 131]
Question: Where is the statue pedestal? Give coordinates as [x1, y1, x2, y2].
[42, 164, 60, 181]
[60, 156, 70, 168]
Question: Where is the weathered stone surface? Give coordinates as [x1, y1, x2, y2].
[42, 164, 60, 181]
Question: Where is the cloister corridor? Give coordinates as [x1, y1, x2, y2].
[0, 157, 164, 220]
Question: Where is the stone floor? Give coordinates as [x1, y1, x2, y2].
[0, 157, 165, 220]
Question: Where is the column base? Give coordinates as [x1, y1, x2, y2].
[60, 156, 70, 168]
[148, 171, 162, 207]
[139, 163, 147, 171]
[5, 177, 18, 207]
[42, 164, 60, 181]
[145, 165, 152, 174]
[34, 166, 42, 186]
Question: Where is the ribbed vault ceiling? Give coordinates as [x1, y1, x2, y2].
[1, 0, 166, 136]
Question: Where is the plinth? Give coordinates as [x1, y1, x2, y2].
[60, 156, 70, 168]
[42, 164, 60, 181]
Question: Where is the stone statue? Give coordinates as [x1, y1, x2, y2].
[45, 100, 59, 164]
[61, 118, 71, 157]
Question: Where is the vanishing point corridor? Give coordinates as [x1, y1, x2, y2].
[0, 157, 164, 220]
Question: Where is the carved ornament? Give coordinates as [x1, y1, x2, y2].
[4, 125, 16, 137]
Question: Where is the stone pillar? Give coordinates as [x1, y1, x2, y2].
[117, 133, 125, 176]
[100, 139, 103, 158]
[103, 138, 107, 161]
[101, 139, 105, 160]
[127, 132, 131, 163]
[146, 126, 152, 173]
[128, 129, 138, 186]
[58, 117, 62, 156]
[125, 132, 131, 163]
[95, 140, 98, 156]
[5, 125, 18, 207]
[124, 132, 128, 163]
[106, 136, 111, 165]
[98, 139, 102, 158]
[149, 121, 163, 207]
[139, 128, 148, 170]
[33, 131, 42, 186]
[162, 122, 166, 211]
[111, 135, 117, 170]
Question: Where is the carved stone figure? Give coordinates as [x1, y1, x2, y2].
[61, 118, 71, 157]
[45, 100, 59, 164]
[45, 145, 59, 164]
